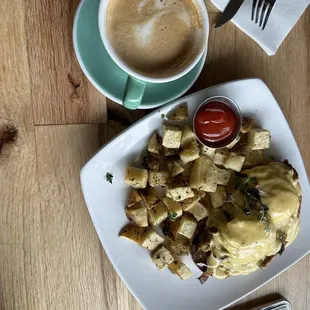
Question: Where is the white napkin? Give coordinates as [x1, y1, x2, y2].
[211, 0, 310, 55]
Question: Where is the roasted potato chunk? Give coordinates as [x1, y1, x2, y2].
[190, 156, 217, 192]
[125, 202, 148, 227]
[212, 149, 229, 166]
[187, 201, 208, 221]
[169, 105, 188, 121]
[209, 186, 227, 208]
[200, 145, 216, 158]
[171, 161, 184, 177]
[243, 149, 263, 168]
[166, 236, 190, 256]
[216, 167, 232, 185]
[169, 260, 192, 280]
[166, 183, 195, 202]
[177, 214, 197, 239]
[151, 246, 174, 270]
[180, 141, 200, 164]
[144, 154, 160, 171]
[180, 125, 196, 148]
[125, 167, 148, 188]
[140, 187, 160, 209]
[223, 152, 245, 172]
[127, 189, 142, 207]
[163, 197, 183, 220]
[148, 201, 168, 227]
[241, 117, 253, 133]
[247, 128, 271, 150]
[149, 171, 169, 187]
[148, 132, 162, 154]
[163, 147, 179, 157]
[162, 125, 182, 149]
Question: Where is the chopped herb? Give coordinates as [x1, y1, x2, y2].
[106, 172, 113, 184]
[168, 212, 177, 221]
[161, 114, 165, 119]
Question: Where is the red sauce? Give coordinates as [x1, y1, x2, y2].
[194, 101, 238, 147]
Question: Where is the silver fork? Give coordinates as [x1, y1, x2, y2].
[251, 0, 276, 30]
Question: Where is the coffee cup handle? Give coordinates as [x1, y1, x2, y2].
[122, 76, 146, 110]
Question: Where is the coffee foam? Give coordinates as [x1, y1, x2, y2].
[106, 0, 206, 78]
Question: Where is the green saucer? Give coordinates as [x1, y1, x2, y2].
[73, 0, 207, 109]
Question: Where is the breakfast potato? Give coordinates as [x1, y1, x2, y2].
[216, 167, 232, 185]
[166, 183, 195, 201]
[247, 128, 271, 150]
[166, 235, 190, 256]
[149, 171, 169, 187]
[226, 135, 240, 149]
[119, 224, 164, 250]
[151, 246, 174, 270]
[148, 201, 168, 227]
[190, 156, 217, 192]
[163, 147, 180, 157]
[181, 162, 193, 178]
[212, 149, 229, 166]
[144, 154, 160, 171]
[162, 125, 182, 149]
[169, 260, 192, 280]
[241, 117, 253, 133]
[125, 202, 148, 227]
[148, 132, 162, 155]
[177, 214, 197, 239]
[200, 145, 216, 158]
[125, 167, 148, 188]
[180, 141, 200, 164]
[180, 125, 196, 148]
[169, 105, 188, 121]
[163, 197, 183, 220]
[243, 149, 263, 168]
[223, 152, 246, 172]
[209, 186, 227, 208]
[127, 189, 142, 207]
[178, 190, 205, 211]
[187, 201, 209, 221]
[140, 186, 160, 209]
[171, 161, 184, 177]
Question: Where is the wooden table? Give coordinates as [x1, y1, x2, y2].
[0, 0, 309, 309]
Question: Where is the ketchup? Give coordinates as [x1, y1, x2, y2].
[194, 101, 238, 147]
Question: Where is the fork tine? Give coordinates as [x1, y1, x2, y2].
[255, 0, 264, 24]
[262, 3, 273, 30]
[259, 1, 269, 27]
[252, 0, 258, 21]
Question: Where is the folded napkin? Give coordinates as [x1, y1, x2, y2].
[211, 0, 310, 55]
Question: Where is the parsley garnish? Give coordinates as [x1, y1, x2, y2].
[161, 113, 165, 119]
[168, 212, 177, 221]
[106, 172, 113, 184]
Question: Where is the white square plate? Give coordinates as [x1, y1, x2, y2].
[81, 79, 310, 310]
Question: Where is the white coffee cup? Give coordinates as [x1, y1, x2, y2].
[98, 0, 209, 109]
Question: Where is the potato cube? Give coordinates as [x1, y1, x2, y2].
[166, 237, 190, 256]
[212, 149, 229, 166]
[140, 187, 160, 209]
[151, 246, 174, 270]
[223, 152, 245, 172]
[180, 142, 200, 164]
[163, 147, 179, 157]
[241, 117, 253, 133]
[171, 161, 184, 177]
[190, 156, 217, 192]
[125, 202, 148, 227]
[178, 190, 205, 211]
[144, 154, 160, 171]
[148, 132, 162, 154]
[187, 201, 208, 221]
[162, 125, 182, 149]
[148, 201, 168, 227]
[226, 135, 240, 149]
[230, 189, 246, 208]
[140, 228, 164, 250]
[169, 105, 188, 121]
[166, 185, 194, 201]
[119, 224, 163, 250]
[247, 128, 271, 150]
[177, 214, 197, 239]
[127, 189, 142, 207]
[169, 260, 192, 280]
[209, 186, 227, 208]
[216, 167, 232, 185]
[181, 162, 193, 178]
[149, 171, 169, 187]
[125, 167, 148, 188]
[200, 145, 216, 158]
[243, 149, 263, 168]
[163, 197, 183, 220]
[180, 125, 196, 148]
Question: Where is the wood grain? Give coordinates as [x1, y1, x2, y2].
[25, 0, 107, 125]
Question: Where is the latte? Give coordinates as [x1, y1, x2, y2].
[106, 0, 206, 78]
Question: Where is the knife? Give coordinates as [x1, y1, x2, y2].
[214, 0, 245, 28]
